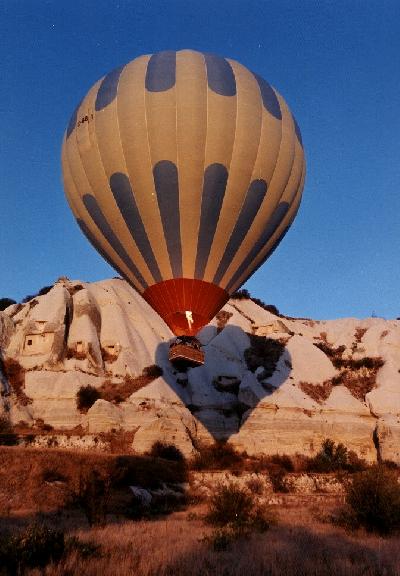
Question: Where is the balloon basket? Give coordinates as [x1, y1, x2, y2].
[169, 337, 205, 370]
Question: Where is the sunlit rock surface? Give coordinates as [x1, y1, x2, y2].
[1, 277, 399, 463]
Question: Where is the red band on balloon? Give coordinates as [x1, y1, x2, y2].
[143, 278, 229, 336]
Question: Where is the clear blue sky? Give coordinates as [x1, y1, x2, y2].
[1, 0, 399, 320]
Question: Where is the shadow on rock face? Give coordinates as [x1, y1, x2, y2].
[155, 324, 292, 442]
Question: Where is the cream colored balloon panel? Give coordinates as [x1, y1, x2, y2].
[62, 144, 142, 290]
[63, 81, 149, 291]
[175, 50, 208, 278]
[227, 160, 305, 294]
[210, 83, 284, 287]
[217, 94, 297, 290]
[203, 60, 263, 283]
[116, 56, 173, 283]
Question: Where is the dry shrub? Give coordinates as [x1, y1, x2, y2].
[207, 482, 256, 526]
[354, 327, 368, 343]
[341, 465, 400, 535]
[114, 454, 188, 489]
[244, 335, 285, 377]
[0, 446, 188, 520]
[0, 416, 18, 446]
[99, 365, 163, 404]
[76, 385, 101, 413]
[327, 358, 384, 402]
[142, 364, 163, 379]
[230, 289, 251, 300]
[313, 341, 346, 360]
[149, 441, 185, 462]
[2, 357, 31, 405]
[205, 482, 274, 550]
[215, 310, 233, 333]
[0, 523, 65, 573]
[191, 441, 244, 472]
[307, 439, 367, 473]
[0, 298, 16, 311]
[299, 380, 333, 403]
[266, 454, 294, 492]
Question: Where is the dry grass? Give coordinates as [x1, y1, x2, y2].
[0, 446, 187, 516]
[99, 366, 163, 404]
[18, 502, 400, 576]
[1, 446, 400, 575]
[299, 381, 333, 403]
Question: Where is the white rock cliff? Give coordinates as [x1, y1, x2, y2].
[0, 277, 399, 463]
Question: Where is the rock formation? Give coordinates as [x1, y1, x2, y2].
[1, 277, 399, 463]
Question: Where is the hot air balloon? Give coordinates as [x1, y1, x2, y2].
[62, 49, 305, 366]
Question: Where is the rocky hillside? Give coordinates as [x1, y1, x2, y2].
[0, 278, 399, 463]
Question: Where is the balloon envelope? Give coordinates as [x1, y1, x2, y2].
[62, 49, 305, 335]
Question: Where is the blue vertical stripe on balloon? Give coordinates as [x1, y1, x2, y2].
[194, 163, 229, 280]
[225, 201, 290, 292]
[66, 99, 83, 139]
[203, 53, 236, 96]
[82, 194, 147, 288]
[153, 161, 182, 277]
[292, 114, 303, 146]
[76, 218, 127, 281]
[253, 73, 281, 120]
[95, 65, 124, 111]
[145, 51, 176, 92]
[212, 179, 268, 285]
[110, 173, 163, 283]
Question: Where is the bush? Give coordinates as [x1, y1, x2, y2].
[308, 439, 366, 473]
[343, 465, 400, 535]
[74, 469, 111, 526]
[22, 285, 53, 303]
[191, 441, 244, 471]
[0, 523, 65, 573]
[244, 335, 285, 377]
[231, 289, 251, 300]
[142, 364, 163, 379]
[207, 482, 255, 526]
[0, 298, 16, 311]
[205, 482, 274, 549]
[76, 385, 101, 413]
[230, 289, 280, 315]
[0, 416, 18, 446]
[149, 441, 185, 462]
[114, 454, 188, 489]
[267, 454, 294, 492]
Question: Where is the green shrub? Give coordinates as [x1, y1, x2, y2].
[76, 385, 101, 413]
[344, 465, 400, 535]
[307, 439, 366, 473]
[149, 441, 185, 462]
